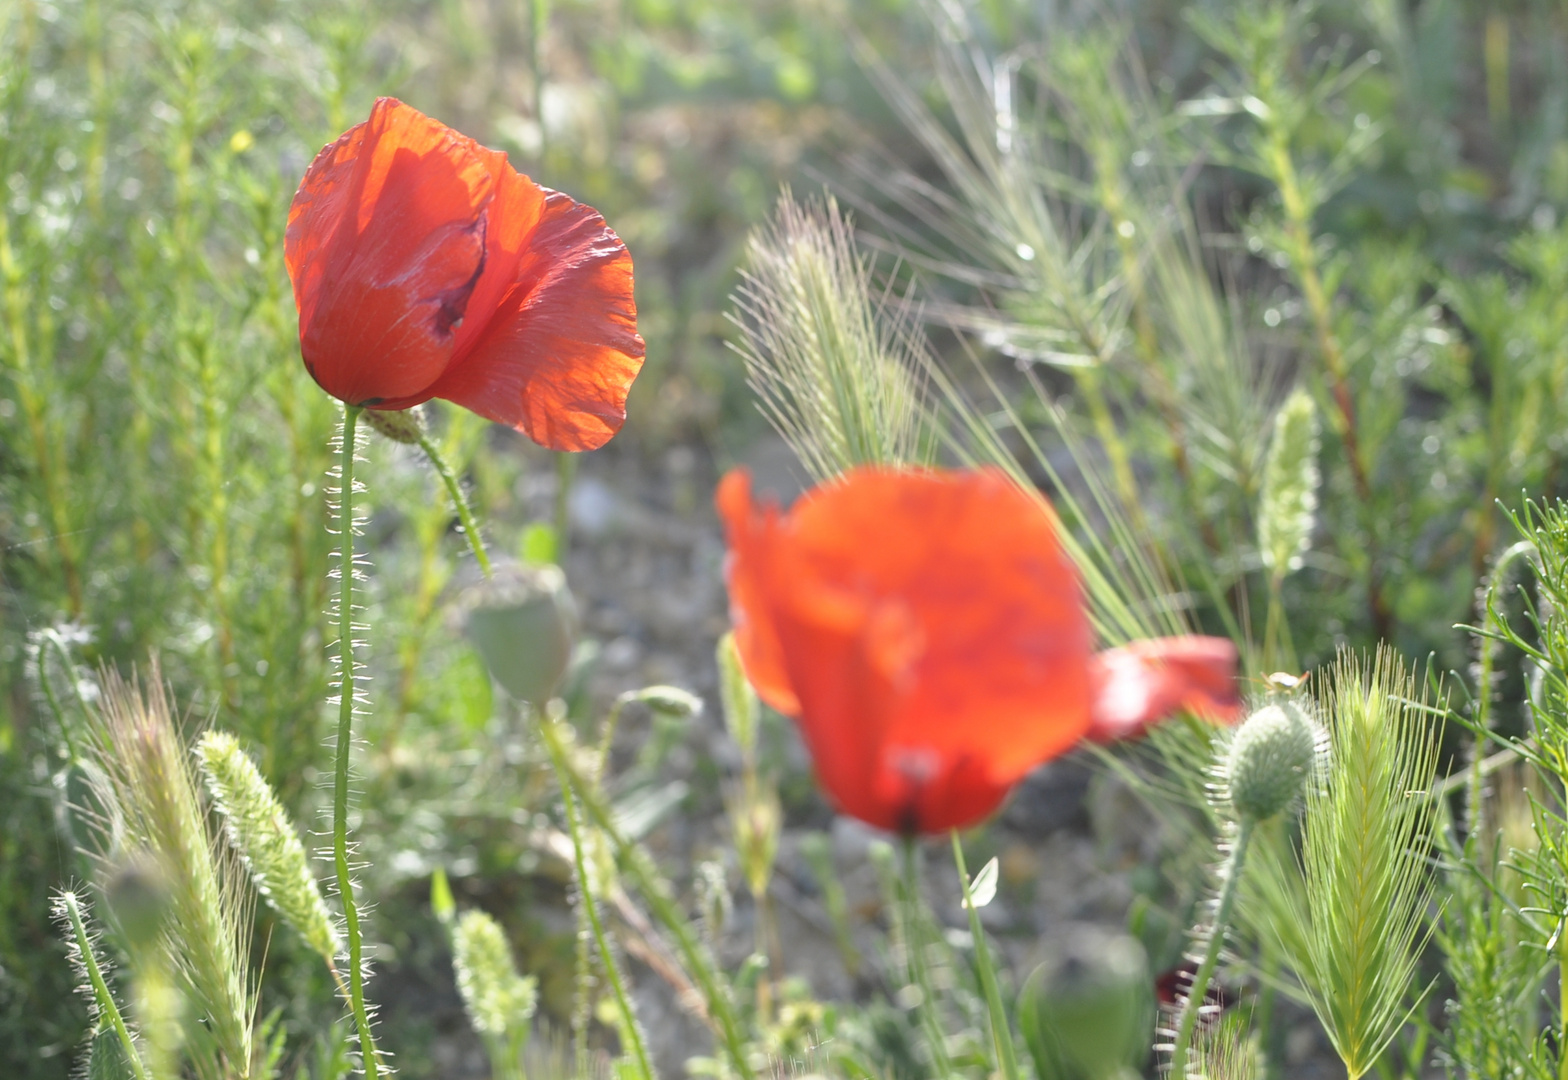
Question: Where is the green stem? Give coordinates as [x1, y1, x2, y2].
[61, 893, 152, 1080]
[952, 833, 1019, 1080]
[547, 723, 753, 1079]
[1559, 911, 1568, 1080]
[899, 839, 954, 1079]
[332, 404, 381, 1078]
[543, 717, 654, 1080]
[554, 450, 576, 556]
[1168, 819, 1254, 1079]
[416, 430, 493, 579]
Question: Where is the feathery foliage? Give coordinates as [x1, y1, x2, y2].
[196, 731, 340, 964]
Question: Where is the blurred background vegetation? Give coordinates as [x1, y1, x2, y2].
[7, 0, 1568, 1075]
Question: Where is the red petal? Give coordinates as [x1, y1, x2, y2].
[286, 98, 495, 406]
[781, 469, 1092, 789]
[728, 467, 1092, 833]
[1086, 636, 1244, 743]
[714, 471, 801, 716]
[426, 186, 645, 451]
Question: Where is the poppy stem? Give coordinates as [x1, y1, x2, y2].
[1168, 818, 1254, 1079]
[951, 832, 1020, 1080]
[897, 838, 955, 1079]
[415, 429, 493, 578]
[331, 403, 382, 1078]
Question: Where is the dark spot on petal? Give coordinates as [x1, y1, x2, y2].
[429, 213, 488, 339]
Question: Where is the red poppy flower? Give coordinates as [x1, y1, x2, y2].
[285, 97, 645, 452]
[717, 466, 1243, 834]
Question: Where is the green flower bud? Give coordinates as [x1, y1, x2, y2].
[1226, 701, 1316, 823]
[463, 563, 577, 706]
[103, 855, 173, 954]
[1019, 927, 1153, 1079]
[363, 405, 427, 444]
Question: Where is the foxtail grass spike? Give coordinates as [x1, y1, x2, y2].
[452, 909, 537, 1047]
[1258, 389, 1321, 583]
[197, 731, 340, 963]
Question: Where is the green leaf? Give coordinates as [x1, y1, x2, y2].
[430, 867, 455, 925]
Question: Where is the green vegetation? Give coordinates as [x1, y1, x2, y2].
[11, 0, 1568, 1078]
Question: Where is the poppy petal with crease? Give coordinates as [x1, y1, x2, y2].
[718, 466, 1246, 834]
[285, 97, 645, 451]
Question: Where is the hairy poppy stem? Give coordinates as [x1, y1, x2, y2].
[951, 832, 1020, 1080]
[332, 404, 382, 1077]
[415, 430, 493, 579]
[1168, 818, 1254, 1079]
[59, 892, 152, 1080]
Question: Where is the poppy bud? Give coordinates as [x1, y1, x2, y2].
[1020, 927, 1153, 1080]
[103, 855, 173, 954]
[1225, 701, 1317, 824]
[463, 563, 576, 706]
[363, 405, 427, 445]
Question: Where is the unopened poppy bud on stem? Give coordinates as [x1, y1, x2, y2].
[1226, 700, 1317, 824]
[1020, 928, 1153, 1080]
[463, 563, 577, 706]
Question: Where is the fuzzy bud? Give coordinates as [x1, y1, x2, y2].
[363, 405, 427, 444]
[463, 563, 577, 706]
[1226, 701, 1316, 823]
[103, 855, 173, 953]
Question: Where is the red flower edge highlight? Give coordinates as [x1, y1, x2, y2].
[1087, 637, 1245, 743]
[718, 466, 1244, 834]
[285, 97, 645, 452]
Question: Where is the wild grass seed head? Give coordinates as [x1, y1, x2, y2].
[729, 189, 929, 482]
[1295, 647, 1440, 1080]
[82, 667, 255, 1079]
[451, 909, 537, 1042]
[197, 730, 340, 963]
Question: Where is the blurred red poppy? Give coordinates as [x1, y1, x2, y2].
[718, 467, 1243, 834]
[286, 97, 645, 452]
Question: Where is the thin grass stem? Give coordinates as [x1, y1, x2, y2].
[542, 716, 654, 1080]
[546, 723, 753, 1079]
[951, 832, 1019, 1080]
